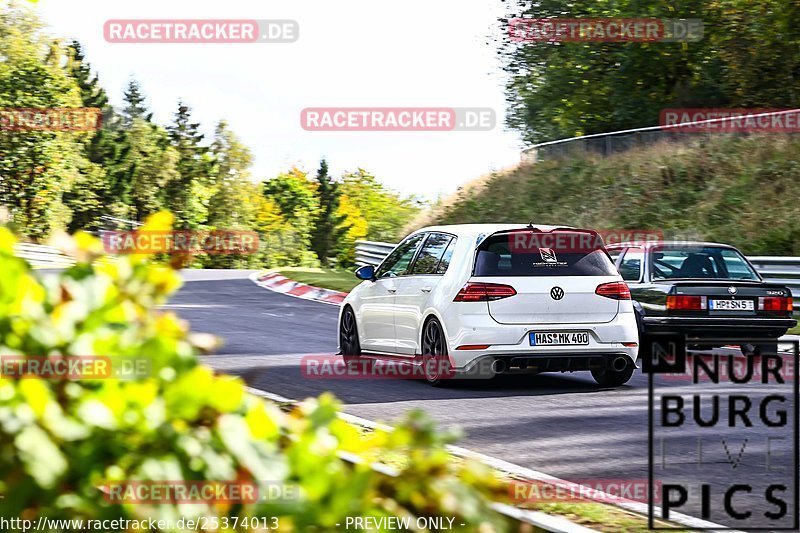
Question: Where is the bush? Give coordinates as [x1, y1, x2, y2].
[0, 214, 509, 531]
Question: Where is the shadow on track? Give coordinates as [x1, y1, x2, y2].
[227, 361, 625, 404]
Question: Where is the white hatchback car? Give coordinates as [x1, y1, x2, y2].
[338, 224, 639, 386]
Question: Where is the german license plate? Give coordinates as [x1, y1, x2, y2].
[530, 332, 590, 346]
[709, 299, 754, 311]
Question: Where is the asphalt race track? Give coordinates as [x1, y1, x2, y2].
[172, 270, 799, 530]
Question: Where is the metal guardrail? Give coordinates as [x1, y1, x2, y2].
[521, 108, 800, 162]
[354, 241, 800, 313]
[13, 243, 75, 268]
[99, 215, 142, 228]
[12, 243, 119, 269]
[747, 257, 800, 313]
[355, 240, 397, 267]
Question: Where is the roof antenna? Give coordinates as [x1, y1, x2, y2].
[526, 221, 535, 229]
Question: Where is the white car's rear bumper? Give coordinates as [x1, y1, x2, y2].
[440, 308, 639, 370]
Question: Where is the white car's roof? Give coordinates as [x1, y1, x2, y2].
[412, 223, 576, 239]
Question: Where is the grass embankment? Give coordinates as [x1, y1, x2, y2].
[413, 134, 800, 257]
[276, 266, 361, 293]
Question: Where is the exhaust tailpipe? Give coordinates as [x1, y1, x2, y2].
[611, 356, 629, 372]
[491, 358, 507, 374]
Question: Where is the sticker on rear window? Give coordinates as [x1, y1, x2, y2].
[533, 248, 567, 267]
[540, 248, 558, 263]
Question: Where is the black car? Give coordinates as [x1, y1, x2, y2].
[606, 241, 797, 356]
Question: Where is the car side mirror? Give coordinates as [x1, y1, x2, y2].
[355, 265, 376, 281]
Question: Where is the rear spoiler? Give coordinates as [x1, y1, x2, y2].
[477, 227, 605, 252]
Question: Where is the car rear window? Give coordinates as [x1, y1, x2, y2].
[474, 232, 618, 277]
[652, 246, 760, 280]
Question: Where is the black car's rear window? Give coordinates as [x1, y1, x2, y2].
[652, 246, 760, 280]
[474, 232, 617, 277]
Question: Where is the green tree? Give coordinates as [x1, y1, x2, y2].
[66, 41, 108, 110]
[166, 100, 210, 228]
[262, 168, 319, 223]
[502, 0, 800, 144]
[0, 2, 88, 239]
[67, 40, 121, 170]
[102, 78, 158, 218]
[336, 169, 422, 265]
[262, 168, 320, 267]
[121, 79, 151, 125]
[310, 159, 347, 266]
[203, 121, 254, 268]
[123, 119, 179, 221]
[206, 120, 252, 229]
[62, 40, 113, 233]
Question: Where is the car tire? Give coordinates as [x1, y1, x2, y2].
[421, 318, 452, 387]
[339, 306, 361, 360]
[638, 333, 652, 360]
[591, 358, 635, 387]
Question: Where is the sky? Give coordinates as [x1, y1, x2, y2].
[33, 0, 524, 199]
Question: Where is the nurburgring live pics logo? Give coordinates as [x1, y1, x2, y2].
[647, 337, 799, 530]
[660, 352, 795, 383]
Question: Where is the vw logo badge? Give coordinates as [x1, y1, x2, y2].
[728, 286, 738, 294]
[550, 286, 564, 300]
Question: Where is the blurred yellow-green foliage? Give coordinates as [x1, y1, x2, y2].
[0, 214, 508, 531]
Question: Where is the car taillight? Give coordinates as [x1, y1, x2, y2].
[666, 295, 707, 310]
[595, 281, 631, 300]
[759, 296, 794, 312]
[454, 282, 517, 302]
